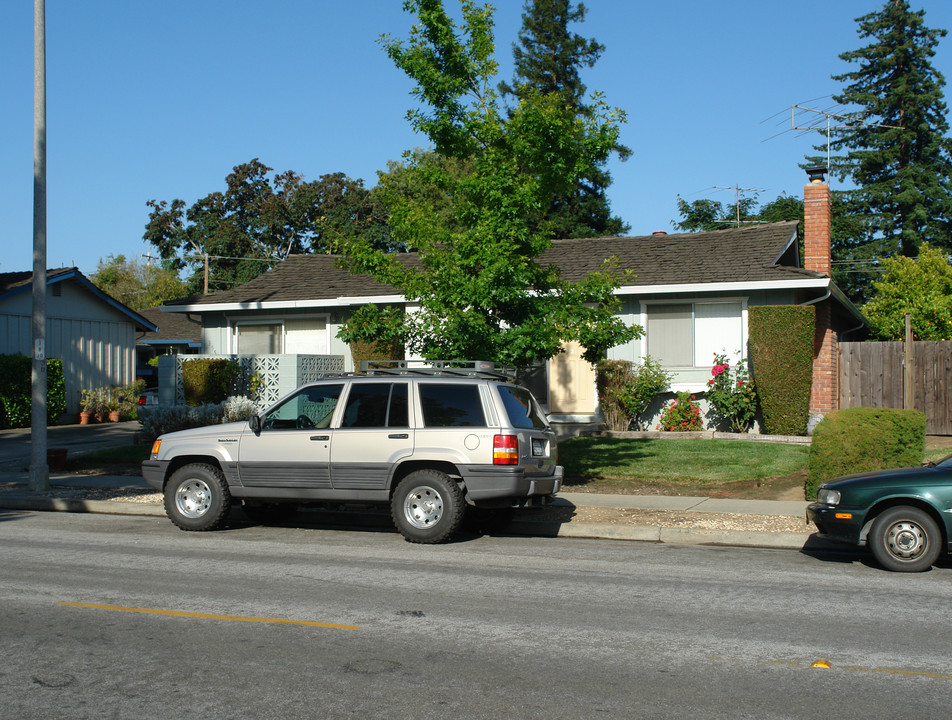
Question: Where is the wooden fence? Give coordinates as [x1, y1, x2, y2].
[838, 341, 952, 435]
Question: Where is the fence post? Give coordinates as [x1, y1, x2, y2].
[903, 314, 914, 411]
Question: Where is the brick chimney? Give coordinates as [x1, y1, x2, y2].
[803, 167, 837, 422]
[803, 167, 831, 275]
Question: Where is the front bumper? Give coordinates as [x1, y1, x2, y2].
[807, 503, 866, 546]
[141, 460, 171, 491]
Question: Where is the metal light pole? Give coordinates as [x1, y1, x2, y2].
[30, 0, 49, 491]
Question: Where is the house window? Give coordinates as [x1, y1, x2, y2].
[233, 317, 328, 355]
[236, 324, 282, 354]
[646, 301, 744, 368]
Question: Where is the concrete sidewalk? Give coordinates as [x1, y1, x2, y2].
[0, 469, 824, 550]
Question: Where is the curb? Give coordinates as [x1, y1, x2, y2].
[0, 494, 820, 550]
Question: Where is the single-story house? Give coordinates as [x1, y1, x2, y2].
[0, 268, 158, 417]
[161, 170, 864, 429]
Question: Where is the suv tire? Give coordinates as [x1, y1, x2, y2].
[392, 469, 464, 544]
[164, 463, 232, 531]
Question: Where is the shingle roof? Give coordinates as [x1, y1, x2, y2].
[138, 306, 202, 343]
[169, 221, 816, 308]
[540, 221, 810, 285]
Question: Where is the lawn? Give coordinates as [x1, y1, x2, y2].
[558, 437, 810, 498]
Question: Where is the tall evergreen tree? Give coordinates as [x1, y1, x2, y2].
[500, 0, 630, 239]
[819, 1, 952, 266]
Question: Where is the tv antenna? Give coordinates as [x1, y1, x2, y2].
[712, 184, 765, 227]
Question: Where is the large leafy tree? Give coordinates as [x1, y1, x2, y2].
[862, 243, 952, 340]
[144, 160, 389, 293]
[498, 0, 629, 238]
[338, 0, 638, 366]
[818, 1, 952, 265]
[89, 254, 188, 311]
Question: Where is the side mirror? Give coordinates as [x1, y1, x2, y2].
[249, 414, 262, 435]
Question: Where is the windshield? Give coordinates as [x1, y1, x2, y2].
[935, 453, 952, 468]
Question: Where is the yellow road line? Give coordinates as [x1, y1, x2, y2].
[761, 657, 952, 681]
[58, 602, 359, 630]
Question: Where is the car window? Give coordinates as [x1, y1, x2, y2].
[419, 383, 486, 427]
[263, 384, 343, 430]
[498, 385, 548, 429]
[340, 383, 409, 428]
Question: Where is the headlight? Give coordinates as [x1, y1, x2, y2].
[816, 487, 841, 506]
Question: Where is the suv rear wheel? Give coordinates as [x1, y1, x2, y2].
[164, 463, 231, 531]
[392, 469, 464, 544]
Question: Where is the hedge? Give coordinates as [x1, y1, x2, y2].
[806, 407, 926, 499]
[748, 305, 814, 435]
[181, 359, 240, 406]
[0, 354, 66, 429]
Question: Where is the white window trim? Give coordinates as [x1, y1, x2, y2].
[228, 314, 331, 355]
[639, 297, 749, 370]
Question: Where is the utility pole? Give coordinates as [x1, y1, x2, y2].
[30, 0, 49, 491]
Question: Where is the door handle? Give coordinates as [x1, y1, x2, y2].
[310, 435, 329, 441]
[388, 433, 409, 439]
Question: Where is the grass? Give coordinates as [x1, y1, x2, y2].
[559, 437, 810, 498]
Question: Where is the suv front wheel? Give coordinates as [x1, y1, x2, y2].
[164, 463, 232, 531]
[392, 470, 464, 544]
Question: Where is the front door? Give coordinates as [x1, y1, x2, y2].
[237, 383, 344, 488]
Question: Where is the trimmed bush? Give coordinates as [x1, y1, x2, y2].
[806, 407, 926, 499]
[748, 305, 814, 435]
[0, 354, 67, 429]
[181, 359, 240, 406]
[596, 357, 671, 431]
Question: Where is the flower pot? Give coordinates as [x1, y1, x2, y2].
[108, 410, 120, 422]
[79, 411, 91, 425]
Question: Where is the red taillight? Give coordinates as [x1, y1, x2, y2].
[138, 395, 146, 406]
[493, 434, 519, 465]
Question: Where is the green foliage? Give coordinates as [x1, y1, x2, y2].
[90, 254, 188, 310]
[181, 359, 240, 407]
[806, 407, 926, 499]
[673, 193, 803, 235]
[499, 0, 629, 238]
[145, 160, 391, 293]
[748, 306, 814, 435]
[340, 0, 638, 366]
[705, 353, 757, 433]
[862, 242, 952, 340]
[657, 391, 703, 432]
[138, 403, 225, 439]
[813, 1, 952, 286]
[595, 357, 671, 431]
[0, 355, 66, 429]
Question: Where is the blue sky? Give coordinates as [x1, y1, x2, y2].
[3, 1, 952, 276]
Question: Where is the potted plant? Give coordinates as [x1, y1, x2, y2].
[103, 388, 121, 422]
[79, 389, 99, 424]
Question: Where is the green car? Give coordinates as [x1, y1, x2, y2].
[807, 455, 952, 572]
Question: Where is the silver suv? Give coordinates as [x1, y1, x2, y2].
[142, 362, 563, 543]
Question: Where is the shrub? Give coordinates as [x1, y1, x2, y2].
[222, 395, 258, 423]
[138, 403, 224, 439]
[657, 391, 703, 432]
[0, 354, 67, 429]
[805, 407, 926, 499]
[596, 357, 672, 431]
[705, 352, 757, 432]
[748, 305, 814, 435]
[181, 359, 240, 406]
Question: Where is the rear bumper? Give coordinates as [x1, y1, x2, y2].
[459, 464, 563, 502]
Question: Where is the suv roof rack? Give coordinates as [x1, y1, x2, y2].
[359, 359, 516, 380]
